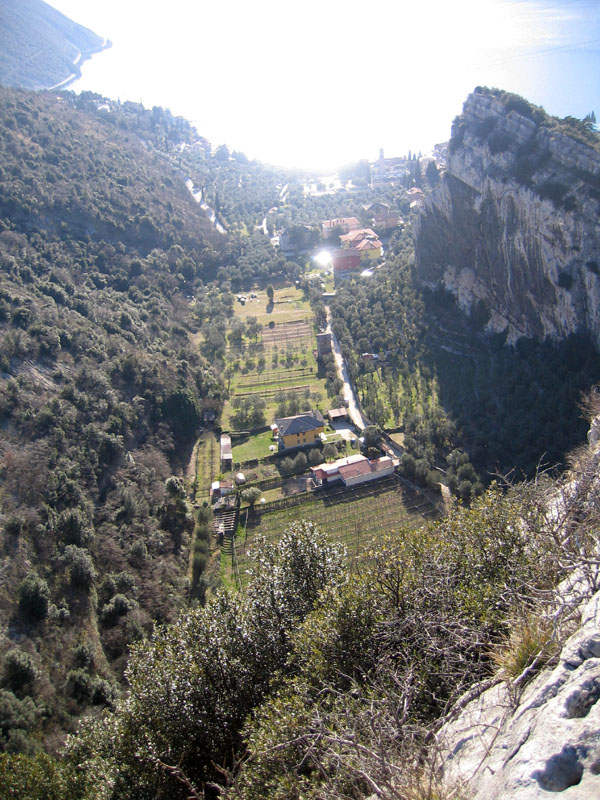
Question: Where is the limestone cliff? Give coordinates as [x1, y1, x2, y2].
[414, 88, 600, 347]
[438, 588, 600, 798]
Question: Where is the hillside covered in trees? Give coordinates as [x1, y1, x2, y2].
[0, 0, 106, 90]
[0, 85, 231, 751]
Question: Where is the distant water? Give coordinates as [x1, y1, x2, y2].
[51, 0, 600, 169]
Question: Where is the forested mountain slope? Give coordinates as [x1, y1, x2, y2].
[0, 0, 106, 90]
[0, 85, 227, 751]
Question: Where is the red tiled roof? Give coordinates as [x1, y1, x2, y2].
[338, 460, 371, 480]
[355, 238, 381, 251]
[338, 457, 393, 481]
[340, 228, 378, 243]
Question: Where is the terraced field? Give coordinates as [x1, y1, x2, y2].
[221, 286, 333, 432]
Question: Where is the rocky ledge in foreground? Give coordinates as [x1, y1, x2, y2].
[438, 586, 600, 799]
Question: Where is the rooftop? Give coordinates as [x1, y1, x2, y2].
[312, 453, 366, 477]
[275, 410, 326, 437]
[340, 228, 378, 244]
[322, 216, 360, 229]
[355, 238, 382, 251]
[338, 456, 393, 481]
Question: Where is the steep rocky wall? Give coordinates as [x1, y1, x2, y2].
[435, 418, 600, 798]
[414, 90, 600, 346]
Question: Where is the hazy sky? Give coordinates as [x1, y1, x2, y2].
[48, 0, 600, 170]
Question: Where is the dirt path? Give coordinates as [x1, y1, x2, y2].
[325, 306, 369, 430]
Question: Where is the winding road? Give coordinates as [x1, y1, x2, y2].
[324, 305, 409, 463]
[324, 306, 369, 430]
[185, 180, 226, 234]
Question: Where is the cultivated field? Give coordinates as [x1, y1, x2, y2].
[225, 475, 440, 586]
[193, 430, 220, 503]
[221, 285, 333, 434]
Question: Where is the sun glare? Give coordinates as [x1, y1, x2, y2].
[48, 0, 600, 170]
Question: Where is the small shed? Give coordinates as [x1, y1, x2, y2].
[211, 480, 234, 501]
[220, 435, 233, 470]
[327, 407, 348, 422]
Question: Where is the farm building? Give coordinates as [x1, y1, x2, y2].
[338, 456, 394, 486]
[274, 410, 325, 450]
[311, 453, 366, 485]
[220, 434, 233, 470]
[316, 332, 332, 358]
[327, 407, 348, 422]
[311, 453, 394, 487]
[211, 480, 234, 501]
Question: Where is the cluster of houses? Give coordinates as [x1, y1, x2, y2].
[213, 408, 396, 503]
[370, 151, 411, 187]
[321, 202, 402, 280]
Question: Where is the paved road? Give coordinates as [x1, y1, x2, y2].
[325, 306, 369, 431]
[185, 180, 226, 234]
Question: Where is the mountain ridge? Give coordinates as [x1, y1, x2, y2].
[414, 87, 600, 347]
[0, 0, 107, 91]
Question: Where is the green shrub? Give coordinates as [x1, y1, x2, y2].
[100, 594, 136, 626]
[0, 690, 37, 748]
[56, 507, 91, 547]
[18, 575, 50, 622]
[63, 545, 95, 589]
[71, 641, 94, 669]
[64, 669, 94, 703]
[1, 651, 38, 693]
[0, 752, 69, 799]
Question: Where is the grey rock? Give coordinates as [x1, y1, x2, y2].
[437, 589, 600, 799]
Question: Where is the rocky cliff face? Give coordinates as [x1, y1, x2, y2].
[436, 418, 600, 798]
[414, 89, 600, 347]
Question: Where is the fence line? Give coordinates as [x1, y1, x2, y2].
[252, 473, 439, 517]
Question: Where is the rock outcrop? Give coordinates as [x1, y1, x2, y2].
[436, 416, 600, 798]
[438, 589, 600, 799]
[414, 88, 600, 347]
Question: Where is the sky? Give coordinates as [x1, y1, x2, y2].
[47, 0, 600, 171]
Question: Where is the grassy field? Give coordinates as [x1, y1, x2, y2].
[231, 429, 276, 462]
[223, 477, 440, 586]
[235, 287, 312, 325]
